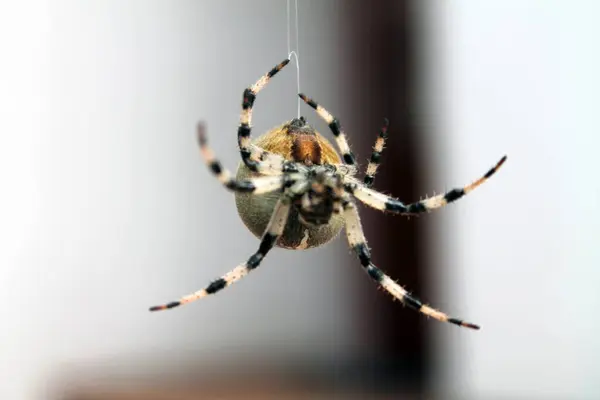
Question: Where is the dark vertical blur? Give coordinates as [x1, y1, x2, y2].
[341, 0, 427, 392]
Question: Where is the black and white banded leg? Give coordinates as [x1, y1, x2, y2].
[239, 59, 291, 173]
[346, 155, 507, 215]
[342, 199, 479, 329]
[363, 118, 390, 188]
[197, 123, 298, 193]
[149, 195, 292, 311]
[298, 93, 356, 166]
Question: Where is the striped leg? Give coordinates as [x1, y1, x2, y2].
[239, 59, 290, 172]
[197, 123, 296, 193]
[298, 93, 356, 166]
[149, 195, 291, 311]
[248, 144, 289, 176]
[346, 155, 507, 215]
[342, 199, 479, 329]
[363, 118, 390, 188]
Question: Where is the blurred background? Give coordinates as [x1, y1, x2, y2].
[1, 1, 599, 399]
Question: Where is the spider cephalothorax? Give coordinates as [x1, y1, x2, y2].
[150, 58, 507, 330]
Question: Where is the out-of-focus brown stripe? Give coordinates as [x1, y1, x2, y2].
[340, 0, 426, 390]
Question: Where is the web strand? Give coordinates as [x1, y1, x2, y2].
[287, 0, 300, 118]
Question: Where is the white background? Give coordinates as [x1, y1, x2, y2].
[420, 1, 600, 399]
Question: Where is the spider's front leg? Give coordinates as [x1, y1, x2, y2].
[149, 195, 291, 311]
[342, 199, 479, 329]
[345, 155, 507, 215]
[196, 123, 297, 193]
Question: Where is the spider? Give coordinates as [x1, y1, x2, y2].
[149, 58, 506, 330]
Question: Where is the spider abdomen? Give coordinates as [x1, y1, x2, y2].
[234, 185, 344, 249]
[235, 119, 344, 250]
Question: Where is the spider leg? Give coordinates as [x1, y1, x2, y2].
[342, 199, 479, 329]
[330, 163, 358, 177]
[197, 123, 298, 193]
[149, 195, 292, 311]
[298, 93, 356, 166]
[363, 118, 390, 188]
[248, 144, 289, 176]
[239, 59, 291, 172]
[345, 155, 507, 215]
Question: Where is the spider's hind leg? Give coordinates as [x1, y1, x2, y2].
[342, 198, 479, 329]
[149, 195, 292, 311]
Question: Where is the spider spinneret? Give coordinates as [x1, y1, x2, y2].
[149, 57, 507, 331]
